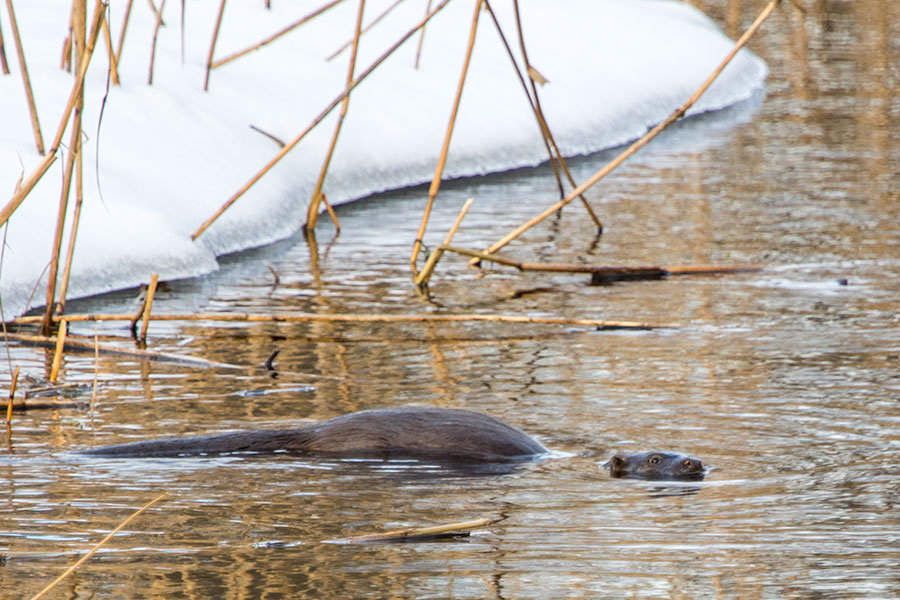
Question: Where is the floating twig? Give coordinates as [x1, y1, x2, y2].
[409, 0, 483, 275]
[4, 0, 45, 155]
[12, 311, 674, 330]
[3, 332, 243, 368]
[330, 517, 492, 544]
[28, 492, 168, 600]
[263, 349, 279, 371]
[442, 245, 761, 282]
[472, 0, 782, 265]
[414, 197, 473, 288]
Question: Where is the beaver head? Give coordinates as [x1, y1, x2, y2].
[606, 451, 706, 480]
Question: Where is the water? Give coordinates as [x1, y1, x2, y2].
[2, 1, 899, 598]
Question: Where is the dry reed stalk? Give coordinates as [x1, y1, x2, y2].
[508, 0, 601, 230]
[203, 0, 226, 91]
[192, 0, 453, 241]
[316, 193, 341, 231]
[138, 273, 160, 341]
[4, 0, 45, 155]
[414, 0, 431, 69]
[60, 6, 73, 72]
[482, 0, 563, 197]
[472, 0, 781, 265]
[3, 331, 244, 368]
[28, 492, 168, 600]
[325, 0, 401, 62]
[409, 0, 483, 275]
[333, 517, 492, 543]
[101, 14, 120, 84]
[13, 311, 672, 330]
[147, 0, 167, 84]
[49, 320, 68, 383]
[89, 327, 98, 421]
[414, 197, 473, 287]
[0, 12, 10, 74]
[441, 245, 760, 280]
[210, 0, 346, 70]
[41, 0, 87, 333]
[55, 129, 84, 315]
[0, 0, 105, 228]
[115, 0, 134, 65]
[146, 0, 163, 24]
[306, 0, 365, 230]
[5, 366, 18, 424]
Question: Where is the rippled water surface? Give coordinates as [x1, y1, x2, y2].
[3, 1, 899, 598]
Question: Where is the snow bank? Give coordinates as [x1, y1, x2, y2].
[0, 0, 766, 317]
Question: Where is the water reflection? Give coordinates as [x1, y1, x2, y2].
[3, 0, 900, 597]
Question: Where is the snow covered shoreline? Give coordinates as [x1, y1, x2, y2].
[0, 0, 767, 318]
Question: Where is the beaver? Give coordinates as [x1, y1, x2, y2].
[82, 406, 706, 479]
[604, 451, 705, 480]
[81, 407, 548, 462]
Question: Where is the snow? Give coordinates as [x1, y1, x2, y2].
[0, 0, 767, 318]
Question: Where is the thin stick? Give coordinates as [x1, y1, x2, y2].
[306, 0, 365, 230]
[89, 327, 98, 422]
[41, 0, 87, 334]
[441, 245, 760, 279]
[509, 0, 601, 229]
[192, 0, 452, 241]
[0, 10, 10, 74]
[332, 517, 491, 544]
[49, 320, 68, 383]
[203, 0, 226, 91]
[249, 124, 286, 147]
[319, 193, 340, 231]
[147, 0, 167, 85]
[409, 0, 482, 274]
[12, 311, 673, 330]
[101, 14, 120, 84]
[0, 0, 105, 228]
[139, 273, 159, 341]
[56, 119, 84, 315]
[210, 0, 346, 70]
[413, 0, 431, 69]
[3, 332, 244, 368]
[325, 0, 400, 62]
[4, 0, 45, 155]
[474, 0, 782, 264]
[6, 366, 18, 424]
[414, 197, 473, 287]
[114, 0, 134, 65]
[28, 492, 168, 600]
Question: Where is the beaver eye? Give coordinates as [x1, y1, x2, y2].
[649, 456, 660, 464]
[682, 459, 693, 467]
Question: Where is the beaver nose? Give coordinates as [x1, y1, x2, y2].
[682, 458, 703, 471]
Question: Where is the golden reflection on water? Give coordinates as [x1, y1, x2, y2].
[3, 0, 900, 597]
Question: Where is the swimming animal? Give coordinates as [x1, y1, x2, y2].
[605, 451, 706, 480]
[83, 406, 706, 479]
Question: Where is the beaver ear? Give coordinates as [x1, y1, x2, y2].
[609, 455, 626, 471]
